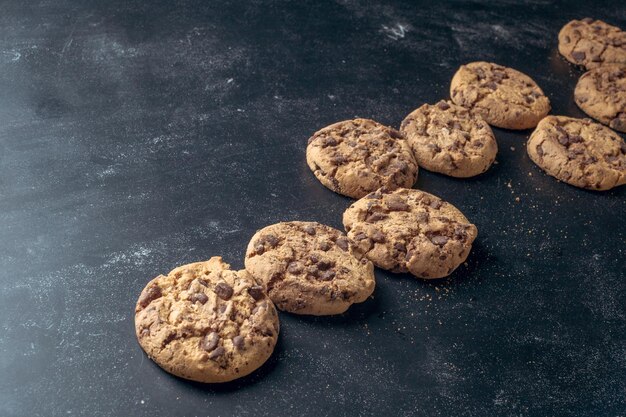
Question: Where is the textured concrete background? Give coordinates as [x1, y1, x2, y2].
[0, 1, 624, 416]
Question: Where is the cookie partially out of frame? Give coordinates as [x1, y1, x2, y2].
[245, 221, 375, 315]
[400, 100, 498, 177]
[135, 257, 279, 383]
[527, 116, 626, 191]
[575, 65, 626, 132]
[343, 188, 478, 279]
[306, 118, 418, 198]
[450, 61, 550, 130]
[558, 18, 626, 70]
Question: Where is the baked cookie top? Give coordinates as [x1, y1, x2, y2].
[558, 18, 626, 70]
[527, 116, 626, 191]
[400, 100, 498, 177]
[343, 188, 478, 279]
[306, 118, 418, 199]
[575, 65, 626, 132]
[244, 221, 375, 316]
[450, 61, 551, 130]
[134, 257, 279, 383]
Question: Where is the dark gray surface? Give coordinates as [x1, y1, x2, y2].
[1, 1, 625, 416]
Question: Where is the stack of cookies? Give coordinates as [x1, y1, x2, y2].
[133, 17, 626, 385]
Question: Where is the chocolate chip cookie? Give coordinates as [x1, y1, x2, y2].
[134, 257, 279, 383]
[244, 221, 375, 315]
[306, 118, 419, 199]
[575, 65, 626, 132]
[400, 100, 498, 177]
[343, 188, 478, 279]
[450, 61, 551, 130]
[527, 116, 626, 190]
[558, 18, 626, 70]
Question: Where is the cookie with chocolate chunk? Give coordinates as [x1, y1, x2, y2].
[244, 221, 375, 315]
[306, 118, 418, 199]
[343, 188, 478, 279]
[558, 18, 626, 70]
[400, 100, 498, 177]
[134, 257, 279, 383]
[575, 65, 626, 132]
[450, 61, 551, 130]
[527, 116, 626, 190]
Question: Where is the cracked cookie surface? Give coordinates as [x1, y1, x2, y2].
[400, 100, 498, 177]
[558, 18, 626, 70]
[575, 65, 626, 132]
[450, 61, 550, 130]
[244, 221, 375, 315]
[527, 116, 626, 190]
[134, 257, 279, 383]
[306, 118, 418, 198]
[343, 188, 478, 279]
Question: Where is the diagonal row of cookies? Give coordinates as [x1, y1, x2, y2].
[132, 16, 626, 387]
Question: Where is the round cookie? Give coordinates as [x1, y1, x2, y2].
[575, 65, 626, 132]
[558, 18, 626, 70]
[244, 221, 375, 315]
[306, 118, 419, 199]
[400, 100, 498, 177]
[343, 188, 478, 279]
[527, 116, 626, 191]
[450, 61, 551, 130]
[134, 257, 279, 383]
